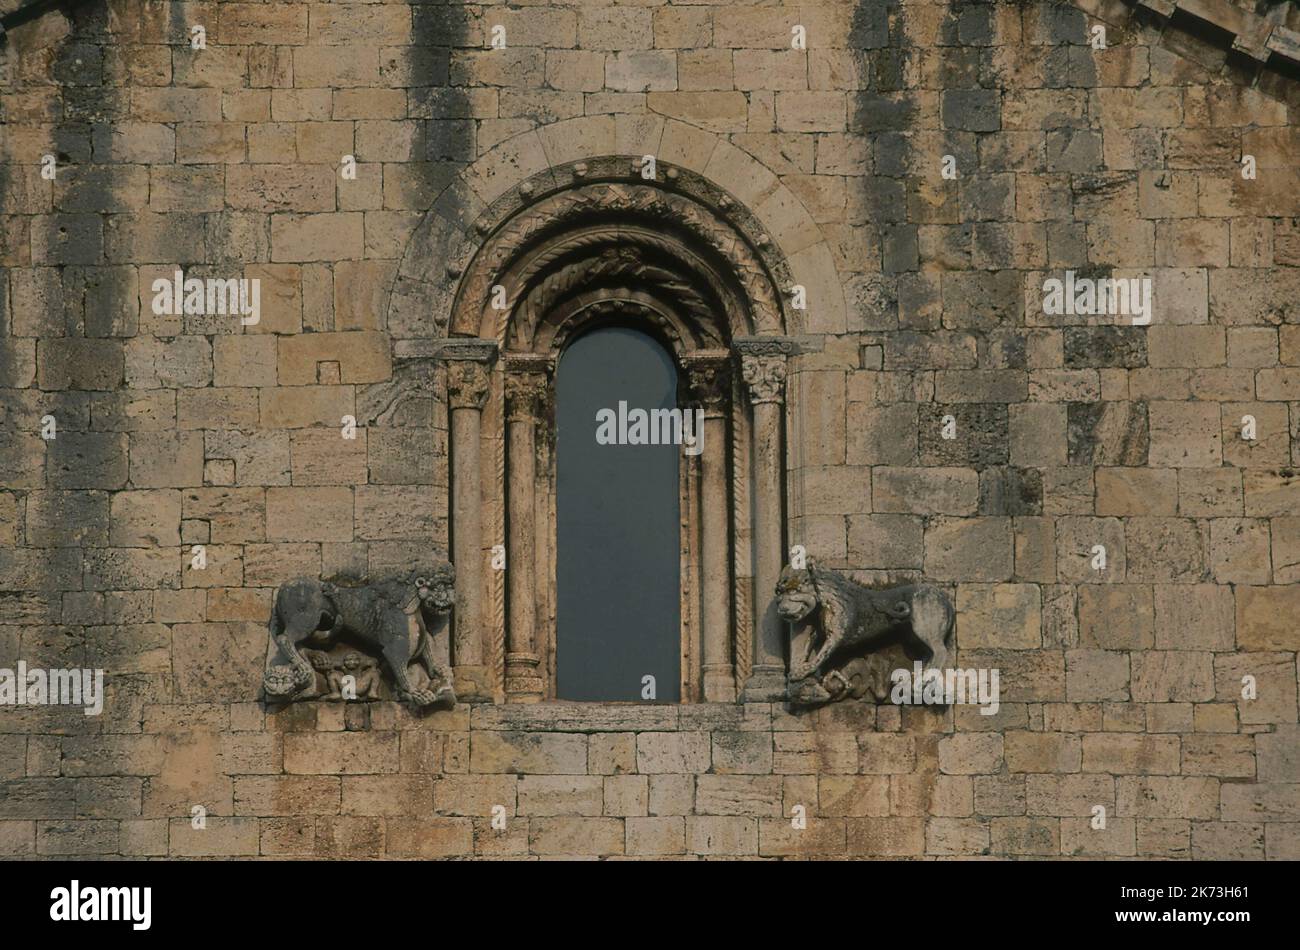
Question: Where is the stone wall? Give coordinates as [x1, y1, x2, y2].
[1, 0, 1298, 859]
[7, 699, 1298, 858]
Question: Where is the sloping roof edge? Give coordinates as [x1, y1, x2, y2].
[1073, 0, 1300, 101]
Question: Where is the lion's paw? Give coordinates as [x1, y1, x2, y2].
[403, 688, 437, 707]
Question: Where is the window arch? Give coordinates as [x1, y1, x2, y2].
[436, 167, 800, 704]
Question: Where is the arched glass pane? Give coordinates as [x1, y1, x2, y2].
[556, 326, 682, 702]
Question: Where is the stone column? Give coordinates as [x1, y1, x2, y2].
[440, 339, 496, 703]
[686, 354, 735, 703]
[503, 356, 548, 703]
[736, 339, 792, 703]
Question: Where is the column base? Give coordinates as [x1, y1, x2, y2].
[505, 653, 544, 703]
[702, 667, 737, 703]
[740, 665, 788, 703]
[453, 664, 495, 703]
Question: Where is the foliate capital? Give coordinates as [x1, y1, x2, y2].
[439, 339, 497, 411]
[504, 362, 551, 422]
[734, 337, 798, 405]
[740, 354, 786, 405]
[445, 361, 491, 410]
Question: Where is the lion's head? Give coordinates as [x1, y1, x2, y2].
[414, 563, 455, 614]
[775, 565, 820, 624]
[263, 665, 301, 699]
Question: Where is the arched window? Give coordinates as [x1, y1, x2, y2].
[555, 326, 681, 702]
[435, 169, 800, 705]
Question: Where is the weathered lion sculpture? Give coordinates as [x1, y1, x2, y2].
[262, 564, 456, 708]
[774, 564, 954, 707]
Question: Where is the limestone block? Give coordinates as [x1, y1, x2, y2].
[957, 583, 1042, 650]
[1153, 584, 1234, 650]
[1234, 587, 1300, 652]
[844, 816, 925, 856]
[518, 776, 603, 817]
[530, 817, 624, 856]
[471, 732, 588, 775]
[283, 733, 399, 775]
[938, 734, 1004, 775]
[625, 816, 685, 856]
[926, 517, 1013, 581]
[1130, 651, 1215, 703]
[1065, 649, 1130, 702]
[233, 776, 341, 817]
[685, 816, 756, 856]
[386, 818, 473, 858]
[874, 467, 979, 516]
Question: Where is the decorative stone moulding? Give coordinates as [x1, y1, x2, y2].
[262, 565, 457, 709]
[733, 336, 801, 358]
[434, 338, 498, 363]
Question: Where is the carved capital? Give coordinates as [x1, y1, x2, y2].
[505, 371, 549, 421]
[503, 354, 552, 422]
[735, 337, 798, 406]
[445, 360, 492, 410]
[740, 354, 786, 405]
[440, 339, 497, 411]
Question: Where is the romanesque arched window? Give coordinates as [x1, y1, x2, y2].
[435, 167, 799, 704]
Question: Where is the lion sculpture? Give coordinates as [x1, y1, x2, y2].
[774, 563, 954, 707]
[262, 564, 456, 708]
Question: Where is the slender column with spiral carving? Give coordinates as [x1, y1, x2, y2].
[503, 356, 549, 702]
[736, 338, 794, 703]
[440, 339, 497, 702]
[686, 354, 735, 703]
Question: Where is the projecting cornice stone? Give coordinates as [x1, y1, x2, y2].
[1073, 0, 1300, 98]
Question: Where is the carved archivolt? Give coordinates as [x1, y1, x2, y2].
[540, 291, 691, 358]
[449, 181, 789, 343]
[506, 237, 728, 352]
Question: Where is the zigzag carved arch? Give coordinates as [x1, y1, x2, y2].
[447, 178, 790, 346]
